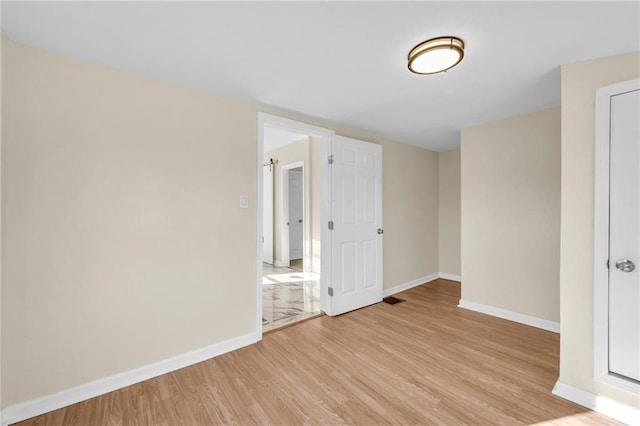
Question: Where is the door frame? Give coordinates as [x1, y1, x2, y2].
[593, 78, 640, 393]
[281, 161, 305, 268]
[262, 163, 274, 265]
[256, 112, 335, 337]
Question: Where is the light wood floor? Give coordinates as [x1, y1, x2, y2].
[16, 280, 618, 425]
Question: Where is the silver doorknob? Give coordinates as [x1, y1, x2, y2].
[615, 259, 636, 272]
[377, 229, 384, 235]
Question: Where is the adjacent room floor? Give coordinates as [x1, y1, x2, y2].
[15, 279, 618, 425]
[262, 262, 321, 332]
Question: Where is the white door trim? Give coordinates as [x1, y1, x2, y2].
[320, 137, 332, 316]
[262, 163, 274, 265]
[593, 78, 640, 394]
[281, 161, 305, 268]
[552, 380, 640, 425]
[257, 113, 335, 336]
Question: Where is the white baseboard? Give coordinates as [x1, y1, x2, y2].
[438, 273, 461, 282]
[457, 299, 560, 333]
[383, 273, 439, 297]
[2, 332, 260, 426]
[552, 380, 640, 425]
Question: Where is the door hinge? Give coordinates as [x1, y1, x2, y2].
[328, 287, 334, 296]
[328, 155, 334, 164]
[606, 259, 610, 269]
[328, 221, 334, 230]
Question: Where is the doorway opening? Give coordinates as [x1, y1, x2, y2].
[257, 114, 385, 336]
[258, 114, 333, 333]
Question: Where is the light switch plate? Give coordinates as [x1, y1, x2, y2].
[240, 195, 249, 209]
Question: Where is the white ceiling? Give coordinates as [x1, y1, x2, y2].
[2, 1, 639, 151]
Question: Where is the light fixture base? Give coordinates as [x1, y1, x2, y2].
[408, 36, 465, 75]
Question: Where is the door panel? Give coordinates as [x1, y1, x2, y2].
[609, 88, 640, 382]
[330, 135, 383, 316]
[342, 175, 356, 224]
[363, 175, 377, 224]
[341, 241, 357, 294]
[362, 239, 377, 288]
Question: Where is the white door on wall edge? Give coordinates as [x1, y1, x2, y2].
[608, 87, 640, 383]
[329, 135, 383, 316]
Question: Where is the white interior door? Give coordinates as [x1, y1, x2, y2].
[263, 164, 274, 264]
[329, 135, 382, 316]
[289, 169, 303, 261]
[609, 88, 640, 383]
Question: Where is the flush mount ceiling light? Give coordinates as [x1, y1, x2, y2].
[408, 36, 465, 75]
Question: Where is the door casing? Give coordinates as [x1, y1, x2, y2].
[262, 164, 274, 264]
[593, 78, 640, 394]
[257, 113, 335, 337]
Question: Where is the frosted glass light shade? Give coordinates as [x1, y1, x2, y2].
[408, 37, 465, 75]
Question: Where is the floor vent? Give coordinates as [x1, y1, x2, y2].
[383, 296, 406, 305]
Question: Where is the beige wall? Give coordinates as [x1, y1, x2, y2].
[461, 107, 561, 322]
[1, 37, 440, 407]
[438, 149, 460, 277]
[2, 38, 259, 406]
[380, 141, 439, 286]
[559, 52, 640, 408]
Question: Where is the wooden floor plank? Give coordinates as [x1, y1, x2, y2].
[14, 280, 619, 425]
